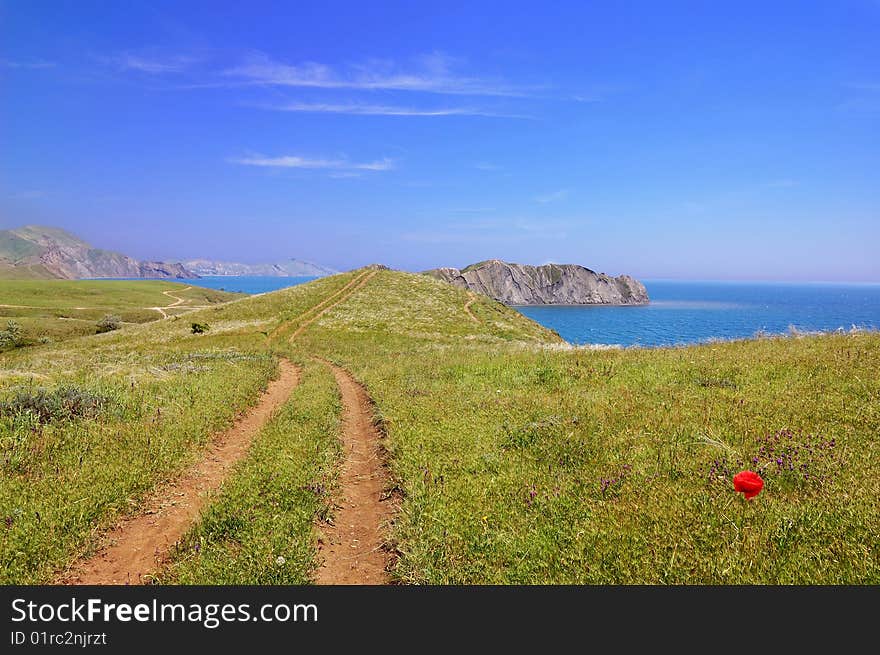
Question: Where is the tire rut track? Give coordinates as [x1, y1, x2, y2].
[268, 270, 371, 341]
[58, 359, 301, 585]
[289, 270, 376, 342]
[316, 361, 392, 585]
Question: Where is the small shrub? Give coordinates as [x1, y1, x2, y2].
[0, 320, 23, 348]
[96, 314, 122, 333]
[191, 322, 210, 334]
[533, 365, 560, 386]
[0, 385, 111, 424]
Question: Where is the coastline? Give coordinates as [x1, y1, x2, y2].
[539, 324, 879, 351]
[509, 301, 648, 308]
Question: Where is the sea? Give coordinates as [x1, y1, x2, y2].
[187, 275, 320, 295]
[184, 276, 880, 348]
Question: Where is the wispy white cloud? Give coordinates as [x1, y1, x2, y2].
[570, 84, 627, 103]
[223, 51, 531, 97]
[100, 53, 200, 74]
[229, 154, 394, 171]
[534, 189, 570, 203]
[0, 59, 55, 69]
[253, 101, 529, 118]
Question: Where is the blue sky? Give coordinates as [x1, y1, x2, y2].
[1, 1, 878, 281]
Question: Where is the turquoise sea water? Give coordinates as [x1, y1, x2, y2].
[186, 275, 319, 294]
[516, 281, 880, 347]
[184, 276, 880, 348]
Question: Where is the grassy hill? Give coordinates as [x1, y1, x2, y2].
[0, 231, 56, 279]
[0, 262, 56, 279]
[0, 226, 107, 279]
[1, 269, 877, 584]
[0, 279, 241, 347]
[5, 225, 88, 249]
[0, 231, 45, 261]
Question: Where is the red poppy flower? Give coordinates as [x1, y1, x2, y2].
[733, 470, 764, 499]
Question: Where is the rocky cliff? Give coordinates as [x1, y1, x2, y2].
[424, 260, 649, 305]
[0, 225, 198, 279]
[137, 260, 197, 278]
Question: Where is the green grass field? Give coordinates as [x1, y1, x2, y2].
[0, 279, 241, 346]
[1, 270, 877, 584]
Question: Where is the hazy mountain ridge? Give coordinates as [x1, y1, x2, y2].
[183, 258, 337, 277]
[0, 225, 197, 279]
[424, 259, 649, 305]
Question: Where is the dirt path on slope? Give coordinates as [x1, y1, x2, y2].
[268, 271, 372, 341]
[148, 286, 193, 319]
[316, 362, 392, 584]
[464, 292, 480, 323]
[290, 271, 376, 342]
[59, 359, 300, 585]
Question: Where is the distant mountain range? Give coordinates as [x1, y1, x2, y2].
[0, 225, 196, 280]
[183, 258, 337, 277]
[0, 225, 338, 281]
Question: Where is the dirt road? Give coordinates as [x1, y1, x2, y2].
[316, 362, 392, 584]
[59, 359, 300, 584]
